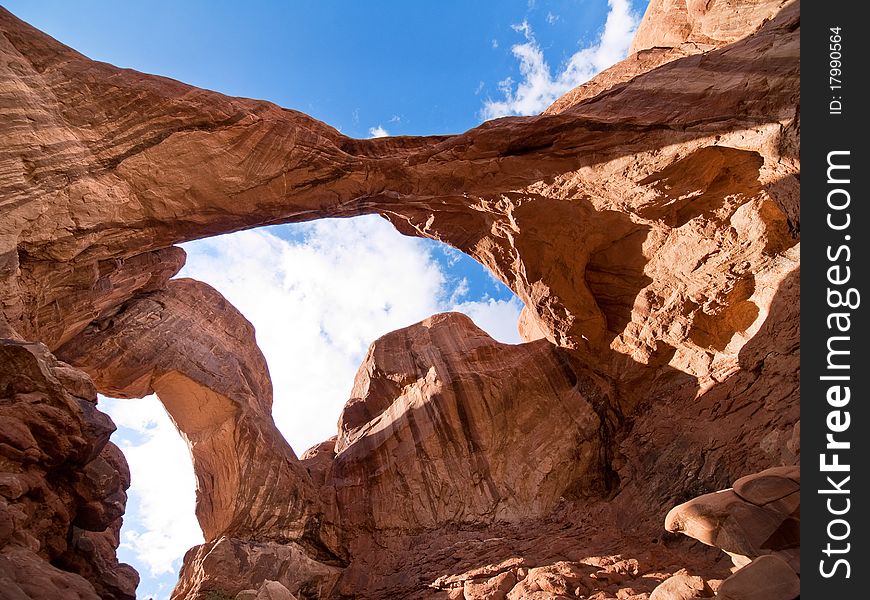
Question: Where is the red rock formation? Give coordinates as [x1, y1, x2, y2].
[665, 466, 800, 563]
[56, 279, 323, 548]
[716, 554, 799, 600]
[630, 0, 794, 55]
[649, 570, 714, 600]
[0, 0, 800, 597]
[331, 313, 612, 534]
[0, 341, 137, 599]
[0, 1, 798, 364]
[173, 538, 341, 600]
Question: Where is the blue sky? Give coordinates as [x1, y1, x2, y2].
[5, 0, 635, 135]
[4, 1, 648, 598]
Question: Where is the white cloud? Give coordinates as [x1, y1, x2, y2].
[546, 12, 560, 25]
[491, 39, 499, 49]
[452, 297, 524, 344]
[448, 277, 470, 305]
[99, 395, 203, 578]
[368, 125, 389, 138]
[511, 19, 532, 38]
[106, 217, 524, 597]
[481, 0, 640, 119]
[440, 245, 464, 267]
[177, 218, 445, 454]
[176, 216, 521, 453]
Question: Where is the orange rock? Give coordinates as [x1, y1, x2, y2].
[235, 580, 300, 600]
[630, 0, 792, 54]
[0, 341, 135, 599]
[331, 313, 610, 533]
[173, 537, 341, 600]
[463, 571, 516, 600]
[507, 562, 596, 599]
[733, 466, 800, 507]
[665, 466, 800, 560]
[664, 488, 798, 558]
[0, 0, 801, 596]
[0, 2, 798, 365]
[716, 555, 799, 600]
[649, 570, 714, 600]
[56, 279, 329, 548]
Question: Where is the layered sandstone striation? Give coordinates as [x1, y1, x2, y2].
[0, 0, 800, 598]
[658, 466, 801, 599]
[331, 313, 613, 533]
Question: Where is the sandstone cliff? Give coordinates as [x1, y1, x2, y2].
[0, 0, 800, 598]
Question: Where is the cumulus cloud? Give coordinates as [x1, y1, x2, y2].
[368, 124, 389, 138]
[481, 0, 640, 119]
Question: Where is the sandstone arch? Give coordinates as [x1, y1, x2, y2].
[0, 0, 801, 597]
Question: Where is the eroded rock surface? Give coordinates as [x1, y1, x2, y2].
[662, 466, 800, 599]
[0, 0, 800, 597]
[173, 538, 341, 600]
[56, 279, 324, 548]
[648, 570, 714, 600]
[0, 341, 137, 599]
[665, 466, 800, 564]
[0, 0, 799, 365]
[716, 554, 799, 600]
[331, 313, 613, 535]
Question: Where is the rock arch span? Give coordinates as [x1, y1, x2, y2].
[0, 0, 800, 598]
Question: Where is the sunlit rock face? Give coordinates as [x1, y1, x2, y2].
[331, 312, 612, 533]
[0, 0, 799, 598]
